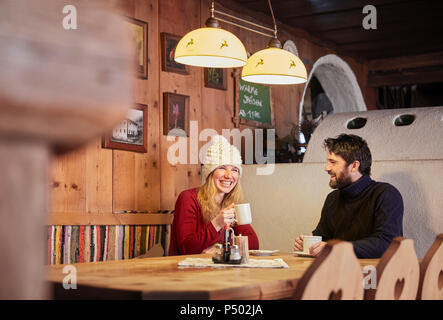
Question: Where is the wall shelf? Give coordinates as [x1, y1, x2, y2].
[47, 212, 174, 226]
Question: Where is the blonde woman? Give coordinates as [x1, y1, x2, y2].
[169, 135, 259, 255]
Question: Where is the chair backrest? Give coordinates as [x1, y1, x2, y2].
[135, 243, 165, 259]
[293, 240, 364, 300]
[365, 237, 420, 300]
[417, 234, 443, 300]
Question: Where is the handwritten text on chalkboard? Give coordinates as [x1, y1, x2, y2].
[238, 79, 271, 124]
[240, 83, 262, 108]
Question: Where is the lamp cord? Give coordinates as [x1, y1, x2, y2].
[267, 0, 278, 38]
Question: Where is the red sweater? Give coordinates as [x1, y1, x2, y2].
[169, 188, 259, 255]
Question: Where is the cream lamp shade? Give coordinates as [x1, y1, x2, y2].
[174, 27, 247, 68]
[241, 47, 308, 85]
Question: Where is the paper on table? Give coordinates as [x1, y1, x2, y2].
[249, 249, 279, 256]
[178, 257, 289, 269]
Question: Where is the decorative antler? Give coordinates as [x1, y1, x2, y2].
[256, 58, 264, 67]
[186, 38, 194, 48]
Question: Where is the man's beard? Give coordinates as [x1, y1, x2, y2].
[329, 171, 353, 189]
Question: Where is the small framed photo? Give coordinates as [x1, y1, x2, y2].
[102, 103, 147, 153]
[163, 92, 190, 137]
[126, 17, 148, 79]
[161, 32, 188, 75]
[204, 68, 227, 90]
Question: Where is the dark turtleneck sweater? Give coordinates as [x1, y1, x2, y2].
[312, 175, 404, 259]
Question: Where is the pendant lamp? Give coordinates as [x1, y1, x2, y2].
[174, 1, 307, 85]
[174, 3, 247, 68]
[241, 38, 307, 85]
[241, 1, 307, 85]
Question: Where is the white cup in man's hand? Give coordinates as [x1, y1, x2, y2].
[303, 236, 322, 253]
[234, 203, 252, 225]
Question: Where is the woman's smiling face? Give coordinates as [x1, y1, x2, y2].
[212, 165, 240, 195]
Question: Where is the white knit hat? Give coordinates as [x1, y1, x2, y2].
[202, 135, 243, 181]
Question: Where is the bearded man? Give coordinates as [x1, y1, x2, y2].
[294, 134, 404, 259]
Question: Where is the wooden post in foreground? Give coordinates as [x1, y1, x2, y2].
[0, 1, 134, 299]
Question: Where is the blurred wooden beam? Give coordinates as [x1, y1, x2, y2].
[0, 0, 133, 299]
[368, 51, 443, 72]
[368, 65, 443, 87]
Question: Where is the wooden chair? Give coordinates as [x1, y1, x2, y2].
[365, 237, 420, 300]
[135, 244, 165, 258]
[417, 234, 443, 300]
[293, 240, 364, 300]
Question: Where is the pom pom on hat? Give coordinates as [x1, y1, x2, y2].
[202, 135, 242, 181]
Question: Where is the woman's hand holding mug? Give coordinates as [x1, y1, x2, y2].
[211, 203, 235, 231]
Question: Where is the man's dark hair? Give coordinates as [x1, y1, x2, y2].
[323, 134, 372, 176]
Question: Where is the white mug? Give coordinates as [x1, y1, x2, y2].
[235, 203, 252, 225]
[303, 235, 322, 253]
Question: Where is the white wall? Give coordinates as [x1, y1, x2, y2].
[304, 106, 443, 163]
[242, 107, 443, 258]
[242, 161, 443, 259]
[242, 163, 329, 253]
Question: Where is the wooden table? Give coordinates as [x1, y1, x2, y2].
[47, 253, 380, 300]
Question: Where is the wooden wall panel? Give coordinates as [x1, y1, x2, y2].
[159, 0, 202, 210]
[112, 0, 135, 16]
[201, 69, 235, 134]
[85, 139, 113, 213]
[50, 147, 86, 213]
[113, 150, 136, 212]
[134, 0, 161, 211]
[111, 0, 151, 213]
[112, 0, 161, 213]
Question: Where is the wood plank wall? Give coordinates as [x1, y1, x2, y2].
[50, 0, 162, 219]
[49, 0, 373, 219]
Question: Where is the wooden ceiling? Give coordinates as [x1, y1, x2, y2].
[231, 0, 443, 60]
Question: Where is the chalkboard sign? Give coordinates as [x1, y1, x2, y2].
[233, 71, 274, 128]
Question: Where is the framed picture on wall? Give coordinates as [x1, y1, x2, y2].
[126, 17, 148, 79]
[102, 103, 148, 153]
[161, 32, 188, 75]
[204, 68, 227, 90]
[163, 92, 190, 137]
